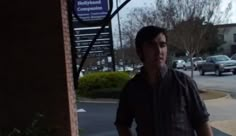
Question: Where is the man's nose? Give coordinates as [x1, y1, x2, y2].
[154, 45, 161, 54]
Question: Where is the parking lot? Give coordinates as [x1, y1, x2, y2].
[180, 69, 236, 96]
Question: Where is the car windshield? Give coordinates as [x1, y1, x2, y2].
[232, 54, 236, 59]
[213, 56, 230, 61]
[178, 60, 184, 63]
[193, 58, 202, 62]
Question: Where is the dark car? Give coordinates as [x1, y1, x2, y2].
[183, 57, 204, 71]
[198, 55, 236, 76]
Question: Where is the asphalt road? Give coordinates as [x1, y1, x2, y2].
[78, 103, 118, 136]
[77, 102, 230, 136]
[180, 70, 236, 98]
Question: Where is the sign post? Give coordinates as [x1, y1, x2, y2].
[73, 0, 112, 25]
[72, 0, 115, 73]
[69, 0, 131, 87]
[75, 0, 108, 21]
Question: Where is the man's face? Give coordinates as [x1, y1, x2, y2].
[138, 33, 167, 70]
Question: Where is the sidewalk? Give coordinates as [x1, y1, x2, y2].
[205, 97, 236, 135]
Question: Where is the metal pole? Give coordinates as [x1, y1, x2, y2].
[116, 0, 125, 71]
[109, 23, 116, 71]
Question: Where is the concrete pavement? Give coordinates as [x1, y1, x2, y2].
[205, 97, 236, 135]
[180, 70, 236, 135]
[211, 120, 236, 136]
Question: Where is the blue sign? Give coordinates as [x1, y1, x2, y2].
[74, 0, 109, 21]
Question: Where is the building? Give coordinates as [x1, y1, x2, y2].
[216, 23, 236, 56]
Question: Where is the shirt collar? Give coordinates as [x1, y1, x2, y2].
[140, 65, 168, 79]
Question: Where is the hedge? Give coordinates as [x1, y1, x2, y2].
[77, 72, 131, 98]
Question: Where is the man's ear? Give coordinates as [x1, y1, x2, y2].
[136, 48, 144, 62]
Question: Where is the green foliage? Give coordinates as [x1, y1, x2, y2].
[200, 26, 225, 55]
[0, 114, 53, 136]
[78, 72, 130, 98]
[83, 88, 121, 98]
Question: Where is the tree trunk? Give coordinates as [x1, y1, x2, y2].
[190, 55, 194, 78]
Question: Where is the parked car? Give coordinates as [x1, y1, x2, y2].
[231, 53, 236, 60]
[172, 59, 185, 69]
[198, 55, 236, 76]
[183, 57, 204, 70]
[116, 65, 134, 72]
[76, 65, 85, 77]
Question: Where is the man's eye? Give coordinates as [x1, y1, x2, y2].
[160, 43, 167, 48]
[147, 41, 156, 45]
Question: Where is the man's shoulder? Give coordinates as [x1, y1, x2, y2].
[122, 72, 144, 92]
[128, 72, 144, 85]
[168, 69, 195, 87]
[167, 68, 187, 79]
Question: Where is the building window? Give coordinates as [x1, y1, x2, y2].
[234, 34, 236, 42]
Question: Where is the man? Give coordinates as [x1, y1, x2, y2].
[114, 26, 213, 136]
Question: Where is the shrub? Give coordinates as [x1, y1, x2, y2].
[84, 88, 121, 98]
[77, 72, 130, 98]
[0, 113, 53, 136]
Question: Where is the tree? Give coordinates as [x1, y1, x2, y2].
[122, 19, 141, 67]
[200, 26, 225, 55]
[162, 0, 232, 78]
[114, 18, 142, 70]
[154, 0, 232, 29]
[121, 0, 232, 78]
[169, 17, 220, 77]
[115, 46, 141, 69]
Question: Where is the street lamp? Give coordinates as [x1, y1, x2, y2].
[116, 0, 125, 71]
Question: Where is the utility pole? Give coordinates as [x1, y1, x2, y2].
[116, 0, 125, 71]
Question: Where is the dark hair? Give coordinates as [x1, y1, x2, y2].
[135, 26, 167, 49]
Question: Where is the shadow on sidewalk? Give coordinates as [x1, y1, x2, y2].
[213, 127, 230, 136]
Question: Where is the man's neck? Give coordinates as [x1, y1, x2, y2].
[142, 64, 167, 88]
[143, 67, 161, 88]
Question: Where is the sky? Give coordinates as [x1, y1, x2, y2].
[112, 0, 236, 23]
[111, 0, 236, 47]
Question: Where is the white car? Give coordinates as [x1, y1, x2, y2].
[183, 57, 204, 70]
[172, 59, 185, 69]
[116, 65, 134, 72]
[125, 66, 134, 71]
[79, 72, 84, 78]
[76, 65, 85, 78]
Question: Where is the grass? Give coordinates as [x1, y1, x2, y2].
[199, 90, 227, 100]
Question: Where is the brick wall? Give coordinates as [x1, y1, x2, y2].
[60, 0, 79, 135]
[0, 0, 78, 135]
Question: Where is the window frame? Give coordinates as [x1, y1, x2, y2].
[234, 33, 236, 43]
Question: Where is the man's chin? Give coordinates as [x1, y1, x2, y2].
[152, 63, 166, 70]
[160, 63, 166, 67]
[146, 61, 166, 69]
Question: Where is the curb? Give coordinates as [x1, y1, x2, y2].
[200, 88, 232, 102]
[204, 93, 231, 102]
[78, 88, 231, 104]
[78, 97, 118, 104]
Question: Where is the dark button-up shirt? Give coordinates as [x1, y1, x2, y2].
[115, 68, 209, 136]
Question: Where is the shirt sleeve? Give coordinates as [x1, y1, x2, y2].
[114, 85, 134, 128]
[185, 77, 210, 129]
